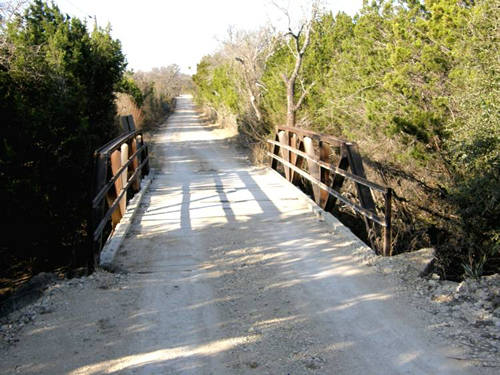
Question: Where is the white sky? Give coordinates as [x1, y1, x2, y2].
[53, 0, 363, 74]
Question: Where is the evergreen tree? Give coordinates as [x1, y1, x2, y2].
[0, 0, 126, 270]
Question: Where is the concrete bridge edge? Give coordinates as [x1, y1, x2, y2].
[99, 171, 155, 270]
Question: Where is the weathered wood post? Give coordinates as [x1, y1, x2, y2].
[120, 115, 135, 133]
[345, 143, 379, 252]
[130, 138, 140, 191]
[324, 143, 349, 212]
[137, 134, 150, 176]
[289, 132, 298, 182]
[120, 143, 129, 215]
[319, 141, 331, 208]
[345, 144, 376, 211]
[271, 131, 280, 171]
[291, 137, 305, 185]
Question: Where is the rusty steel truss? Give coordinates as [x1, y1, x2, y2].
[90, 116, 150, 265]
[267, 125, 393, 256]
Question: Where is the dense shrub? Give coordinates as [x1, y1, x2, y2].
[0, 0, 126, 272]
[193, 56, 241, 114]
[118, 73, 144, 107]
[131, 65, 186, 126]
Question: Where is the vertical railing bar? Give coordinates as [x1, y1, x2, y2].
[384, 188, 392, 256]
[271, 132, 280, 170]
[90, 152, 109, 269]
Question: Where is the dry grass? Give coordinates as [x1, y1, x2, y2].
[115, 93, 145, 130]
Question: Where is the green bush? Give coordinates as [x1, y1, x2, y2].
[192, 56, 241, 114]
[446, 0, 500, 276]
[0, 0, 126, 271]
[118, 73, 144, 107]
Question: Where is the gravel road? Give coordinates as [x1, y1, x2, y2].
[0, 95, 490, 374]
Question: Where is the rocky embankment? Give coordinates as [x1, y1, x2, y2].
[355, 248, 500, 367]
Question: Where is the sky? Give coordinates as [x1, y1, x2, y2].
[53, 0, 363, 74]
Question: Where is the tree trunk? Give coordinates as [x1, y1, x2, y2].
[249, 90, 262, 121]
[286, 82, 296, 127]
[280, 9, 314, 129]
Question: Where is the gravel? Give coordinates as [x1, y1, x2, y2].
[0, 270, 126, 351]
[355, 247, 500, 366]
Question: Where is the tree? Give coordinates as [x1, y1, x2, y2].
[0, 0, 126, 270]
[273, 1, 318, 127]
[134, 65, 185, 116]
[192, 54, 241, 114]
[445, 0, 500, 276]
[222, 26, 276, 122]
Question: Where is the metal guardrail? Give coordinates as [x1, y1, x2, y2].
[90, 115, 150, 264]
[267, 125, 392, 256]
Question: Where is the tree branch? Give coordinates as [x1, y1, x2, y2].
[285, 36, 298, 58]
[271, 0, 292, 30]
[294, 81, 315, 111]
[299, 20, 312, 56]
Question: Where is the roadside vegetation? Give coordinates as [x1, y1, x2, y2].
[192, 0, 499, 280]
[0, 0, 186, 298]
[117, 65, 192, 130]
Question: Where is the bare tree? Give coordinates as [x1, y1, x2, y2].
[273, 0, 318, 127]
[134, 64, 183, 100]
[151, 65, 182, 98]
[222, 26, 276, 122]
[0, 0, 28, 26]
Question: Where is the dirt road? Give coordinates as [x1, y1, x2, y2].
[0, 95, 486, 374]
